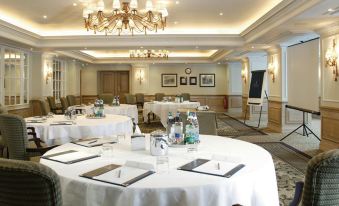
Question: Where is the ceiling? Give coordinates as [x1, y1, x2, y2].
[0, 0, 338, 63]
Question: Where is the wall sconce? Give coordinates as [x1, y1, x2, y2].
[241, 68, 248, 84]
[136, 69, 144, 85]
[45, 63, 53, 84]
[325, 39, 338, 81]
[268, 55, 277, 83]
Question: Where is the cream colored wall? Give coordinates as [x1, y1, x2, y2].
[241, 58, 250, 97]
[267, 48, 283, 102]
[81, 64, 131, 95]
[146, 63, 228, 95]
[321, 34, 339, 108]
[66, 60, 81, 96]
[30, 52, 44, 99]
[227, 62, 242, 95]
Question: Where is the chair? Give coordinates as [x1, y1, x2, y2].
[66, 95, 76, 106]
[0, 114, 56, 160]
[125, 94, 136, 105]
[0, 104, 8, 157]
[155, 93, 165, 101]
[46, 96, 63, 114]
[30, 100, 50, 116]
[0, 158, 62, 206]
[181, 93, 191, 101]
[98, 94, 114, 104]
[135, 93, 145, 108]
[60, 97, 69, 112]
[290, 149, 339, 206]
[180, 111, 218, 135]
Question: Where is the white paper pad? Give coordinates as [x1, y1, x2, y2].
[93, 166, 148, 185]
[48, 151, 96, 163]
[75, 138, 117, 147]
[193, 160, 239, 176]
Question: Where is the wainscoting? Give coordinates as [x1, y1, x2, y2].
[8, 107, 32, 118]
[320, 106, 339, 151]
[267, 100, 283, 133]
[242, 96, 250, 120]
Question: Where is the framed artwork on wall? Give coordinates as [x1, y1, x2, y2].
[161, 74, 177, 87]
[180, 76, 187, 85]
[199, 74, 215, 87]
[189, 77, 197, 85]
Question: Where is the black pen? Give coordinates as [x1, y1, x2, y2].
[88, 140, 98, 144]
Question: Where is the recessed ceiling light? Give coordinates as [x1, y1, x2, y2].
[140, 46, 143, 49]
[251, 46, 255, 49]
[195, 46, 199, 49]
[175, 1, 180, 5]
[174, 21, 178, 25]
[43, 15, 47, 19]
[219, 12, 223, 16]
[73, 3, 77, 6]
[218, 62, 221, 64]
[328, 8, 334, 12]
[84, 47, 87, 50]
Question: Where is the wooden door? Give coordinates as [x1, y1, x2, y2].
[98, 71, 129, 102]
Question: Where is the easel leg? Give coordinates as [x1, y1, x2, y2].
[243, 105, 248, 124]
[280, 125, 303, 141]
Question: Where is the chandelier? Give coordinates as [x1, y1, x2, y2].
[130, 49, 169, 58]
[325, 39, 338, 81]
[82, 0, 168, 36]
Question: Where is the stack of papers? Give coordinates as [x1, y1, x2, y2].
[193, 160, 240, 176]
[73, 138, 117, 147]
[93, 167, 149, 185]
[43, 150, 99, 164]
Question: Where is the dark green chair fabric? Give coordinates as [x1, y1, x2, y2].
[66, 95, 76, 106]
[60, 97, 69, 112]
[181, 93, 191, 101]
[125, 94, 136, 105]
[0, 158, 62, 206]
[98, 94, 114, 104]
[155, 93, 165, 101]
[300, 149, 339, 206]
[0, 104, 8, 114]
[0, 104, 8, 157]
[135, 93, 145, 108]
[180, 111, 217, 135]
[47, 96, 63, 114]
[41, 100, 51, 116]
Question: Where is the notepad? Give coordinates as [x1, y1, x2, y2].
[42, 150, 99, 164]
[93, 167, 149, 185]
[73, 137, 117, 147]
[193, 160, 240, 176]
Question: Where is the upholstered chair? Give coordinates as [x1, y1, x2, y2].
[98, 94, 114, 104]
[0, 104, 8, 157]
[0, 114, 56, 160]
[155, 93, 165, 101]
[135, 93, 145, 108]
[0, 158, 62, 206]
[66, 95, 76, 106]
[181, 93, 191, 101]
[46, 96, 63, 114]
[179, 111, 217, 135]
[60, 97, 69, 112]
[125, 94, 137, 105]
[290, 149, 339, 206]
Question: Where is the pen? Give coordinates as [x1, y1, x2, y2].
[88, 140, 98, 144]
[217, 162, 220, 170]
[117, 170, 121, 178]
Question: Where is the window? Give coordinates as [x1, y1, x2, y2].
[0, 47, 29, 106]
[52, 59, 66, 103]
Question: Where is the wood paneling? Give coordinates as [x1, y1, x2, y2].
[8, 107, 32, 118]
[242, 96, 250, 120]
[98, 71, 130, 102]
[267, 100, 282, 132]
[320, 106, 339, 151]
[227, 95, 242, 108]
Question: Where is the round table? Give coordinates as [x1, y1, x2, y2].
[143, 101, 200, 127]
[82, 104, 138, 124]
[41, 135, 279, 206]
[26, 114, 133, 146]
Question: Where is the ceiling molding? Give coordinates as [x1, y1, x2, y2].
[211, 50, 233, 62]
[56, 51, 94, 63]
[316, 22, 339, 38]
[242, 0, 323, 43]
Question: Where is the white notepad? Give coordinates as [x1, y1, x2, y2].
[75, 137, 117, 147]
[193, 160, 239, 176]
[93, 167, 149, 185]
[48, 151, 96, 163]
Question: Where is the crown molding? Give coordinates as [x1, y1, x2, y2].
[316, 22, 339, 38]
[242, 0, 323, 43]
[210, 50, 233, 62]
[56, 51, 94, 63]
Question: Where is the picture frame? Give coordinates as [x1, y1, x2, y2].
[199, 74, 215, 87]
[180, 76, 187, 85]
[189, 77, 197, 85]
[161, 74, 177, 87]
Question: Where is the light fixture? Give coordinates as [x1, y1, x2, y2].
[43, 15, 47, 19]
[268, 55, 277, 82]
[241, 67, 248, 84]
[325, 39, 338, 81]
[129, 49, 169, 59]
[136, 69, 144, 84]
[83, 0, 168, 36]
[45, 63, 53, 84]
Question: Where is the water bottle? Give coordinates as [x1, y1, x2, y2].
[191, 112, 199, 143]
[117, 96, 120, 106]
[112, 96, 116, 106]
[167, 112, 175, 141]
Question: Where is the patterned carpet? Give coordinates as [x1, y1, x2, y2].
[138, 113, 311, 206]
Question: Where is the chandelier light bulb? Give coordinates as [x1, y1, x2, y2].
[130, 0, 138, 9]
[160, 8, 168, 17]
[113, 0, 121, 9]
[97, 0, 105, 11]
[145, 0, 153, 11]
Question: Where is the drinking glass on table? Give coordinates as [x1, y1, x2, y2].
[156, 156, 169, 174]
[101, 143, 114, 157]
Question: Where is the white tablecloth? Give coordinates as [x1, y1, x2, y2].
[26, 114, 133, 146]
[40, 135, 279, 206]
[143, 101, 200, 127]
[83, 104, 138, 124]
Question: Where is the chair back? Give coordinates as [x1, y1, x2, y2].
[180, 111, 217, 135]
[125, 94, 136, 104]
[0, 114, 29, 160]
[98, 94, 114, 104]
[0, 158, 62, 206]
[155, 93, 165, 101]
[301, 149, 339, 206]
[66, 95, 76, 106]
[181, 93, 190, 101]
[41, 100, 51, 115]
[60, 97, 69, 111]
[0, 104, 8, 114]
[46, 96, 57, 110]
[135, 93, 145, 103]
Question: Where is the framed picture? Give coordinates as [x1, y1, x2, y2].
[180, 76, 187, 85]
[161, 74, 177, 87]
[189, 77, 197, 85]
[199, 74, 215, 87]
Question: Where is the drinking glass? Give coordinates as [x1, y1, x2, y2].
[101, 143, 114, 157]
[156, 156, 169, 173]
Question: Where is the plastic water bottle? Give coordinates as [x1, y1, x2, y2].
[191, 112, 199, 143]
[167, 112, 175, 140]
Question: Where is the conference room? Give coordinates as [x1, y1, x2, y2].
[0, 0, 339, 205]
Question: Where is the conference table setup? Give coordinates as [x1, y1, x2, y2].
[143, 101, 201, 127]
[25, 114, 133, 146]
[40, 134, 279, 206]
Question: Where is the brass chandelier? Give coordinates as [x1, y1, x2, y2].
[82, 0, 168, 36]
[129, 49, 169, 58]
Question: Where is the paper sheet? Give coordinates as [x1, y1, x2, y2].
[193, 160, 239, 176]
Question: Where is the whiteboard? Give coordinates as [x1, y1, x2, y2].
[287, 39, 320, 112]
[248, 70, 267, 106]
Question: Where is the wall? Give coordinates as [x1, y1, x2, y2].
[66, 60, 82, 96]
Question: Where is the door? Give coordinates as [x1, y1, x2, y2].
[98, 71, 130, 102]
